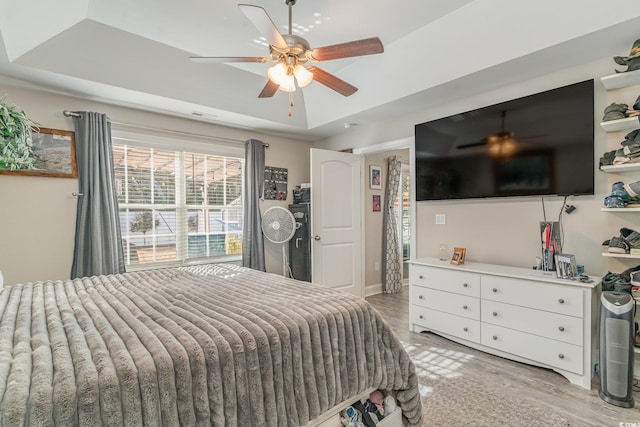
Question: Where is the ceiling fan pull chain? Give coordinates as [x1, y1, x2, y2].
[288, 92, 294, 116]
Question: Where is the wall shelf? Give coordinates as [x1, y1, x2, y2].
[600, 117, 640, 132]
[601, 70, 640, 90]
[602, 252, 640, 259]
[601, 207, 640, 212]
[600, 163, 640, 172]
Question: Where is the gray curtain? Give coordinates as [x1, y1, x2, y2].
[242, 139, 266, 271]
[70, 112, 125, 278]
[382, 155, 402, 293]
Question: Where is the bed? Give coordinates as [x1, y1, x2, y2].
[0, 264, 422, 426]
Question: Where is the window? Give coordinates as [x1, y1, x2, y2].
[113, 140, 244, 268]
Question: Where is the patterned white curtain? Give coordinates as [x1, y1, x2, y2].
[382, 155, 402, 293]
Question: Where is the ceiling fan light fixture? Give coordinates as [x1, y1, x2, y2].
[293, 65, 313, 87]
[267, 62, 297, 92]
[267, 62, 287, 85]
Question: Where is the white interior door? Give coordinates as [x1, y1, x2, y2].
[310, 148, 362, 297]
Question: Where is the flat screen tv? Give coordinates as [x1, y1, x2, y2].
[414, 79, 594, 201]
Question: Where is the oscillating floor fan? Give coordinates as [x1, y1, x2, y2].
[261, 206, 297, 277]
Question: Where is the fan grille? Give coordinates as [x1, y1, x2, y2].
[262, 207, 296, 243]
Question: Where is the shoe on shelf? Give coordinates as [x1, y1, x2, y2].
[604, 195, 626, 208]
[612, 181, 625, 192]
[602, 103, 629, 121]
[624, 180, 640, 200]
[621, 228, 640, 248]
[631, 270, 640, 287]
[608, 236, 630, 254]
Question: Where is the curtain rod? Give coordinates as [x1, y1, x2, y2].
[62, 110, 269, 147]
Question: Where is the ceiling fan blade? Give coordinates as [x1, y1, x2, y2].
[457, 141, 488, 150]
[308, 37, 384, 61]
[190, 56, 268, 63]
[258, 80, 280, 98]
[238, 4, 288, 49]
[307, 66, 357, 97]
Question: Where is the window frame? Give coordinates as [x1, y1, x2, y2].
[112, 129, 245, 270]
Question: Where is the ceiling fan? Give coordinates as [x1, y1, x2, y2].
[189, 0, 384, 103]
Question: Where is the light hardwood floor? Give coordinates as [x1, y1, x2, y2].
[366, 287, 640, 426]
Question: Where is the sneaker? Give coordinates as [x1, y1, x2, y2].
[600, 150, 617, 167]
[624, 179, 640, 200]
[603, 103, 629, 121]
[609, 236, 630, 254]
[614, 279, 632, 294]
[612, 181, 625, 192]
[602, 272, 619, 291]
[622, 129, 640, 146]
[604, 195, 626, 208]
[621, 228, 640, 248]
[631, 270, 640, 286]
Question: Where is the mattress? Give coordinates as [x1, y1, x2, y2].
[0, 263, 422, 426]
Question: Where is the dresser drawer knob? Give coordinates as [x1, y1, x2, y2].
[418, 295, 424, 300]
[558, 354, 565, 359]
[419, 275, 424, 279]
[492, 335, 498, 340]
[558, 298, 565, 304]
[463, 283, 469, 288]
[463, 327, 468, 332]
[463, 305, 468, 310]
[419, 315, 424, 320]
[558, 326, 565, 332]
[492, 312, 498, 317]
[492, 288, 498, 293]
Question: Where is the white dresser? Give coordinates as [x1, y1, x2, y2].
[409, 258, 600, 389]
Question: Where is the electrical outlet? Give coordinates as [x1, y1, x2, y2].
[374, 261, 380, 271]
[435, 214, 446, 225]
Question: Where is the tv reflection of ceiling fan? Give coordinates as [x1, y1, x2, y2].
[457, 110, 544, 152]
[189, 0, 384, 99]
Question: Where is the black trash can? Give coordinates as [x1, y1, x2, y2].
[599, 291, 635, 408]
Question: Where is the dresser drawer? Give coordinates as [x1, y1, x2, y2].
[411, 285, 480, 320]
[410, 265, 480, 297]
[481, 323, 583, 374]
[481, 275, 583, 317]
[481, 300, 583, 346]
[411, 305, 480, 343]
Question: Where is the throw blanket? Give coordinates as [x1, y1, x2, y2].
[0, 264, 422, 426]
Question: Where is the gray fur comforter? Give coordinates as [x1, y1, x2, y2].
[0, 264, 422, 426]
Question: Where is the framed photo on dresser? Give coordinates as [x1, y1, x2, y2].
[451, 247, 466, 265]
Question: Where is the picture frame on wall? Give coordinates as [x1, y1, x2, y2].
[369, 165, 382, 189]
[372, 194, 381, 212]
[0, 127, 78, 178]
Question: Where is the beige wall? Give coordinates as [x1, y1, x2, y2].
[0, 84, 310, 285]
[363, 149, 409, 291]
[314, 56, 636, 278]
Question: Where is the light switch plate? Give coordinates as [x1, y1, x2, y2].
[435, 214, 446, 225]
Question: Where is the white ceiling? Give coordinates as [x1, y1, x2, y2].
[1, 0, 640, 141]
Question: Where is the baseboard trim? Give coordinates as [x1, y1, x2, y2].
[365, 280, 408, 297]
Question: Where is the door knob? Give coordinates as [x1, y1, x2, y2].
[314, 235, 321, 241]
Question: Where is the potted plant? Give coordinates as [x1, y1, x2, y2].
[0, 97, 37, 170]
